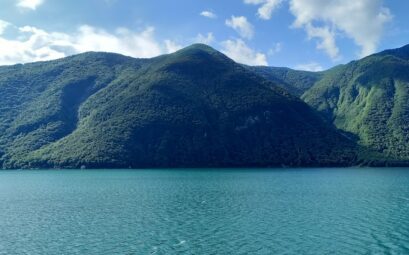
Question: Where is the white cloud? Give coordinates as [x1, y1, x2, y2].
[225, 16, 254, 39]
[72, 26, 163, 58]
[0, 26, 67, 65]
[200, 11, 217, 19]
[17, 0, 44, 10]
[0, 22, 179, 66]
[221, 39, 267, 66]
[295, 62, 324, 72]
[194, 33, 215, 45]
[244, 0, 283, 20]
[304, 24, 339, 60]
[164, 40, 183, 53]
[289, 0, 392, 58]
[268, 42, 282, 55]
[0, 20, 10, 35]
[244, 0, 392, 59]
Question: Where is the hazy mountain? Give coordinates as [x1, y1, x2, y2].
[0, 44, 358, 169]
[248, 66, 322, 97]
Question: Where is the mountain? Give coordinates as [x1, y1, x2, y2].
[302, 44, 409, 163]
[247, 66, 322, 97]
[0, 44, 358, 169]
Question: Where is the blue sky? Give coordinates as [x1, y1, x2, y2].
[0, 0, 408, 70]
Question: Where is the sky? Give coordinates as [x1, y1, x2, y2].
[0, 0, 408, 71]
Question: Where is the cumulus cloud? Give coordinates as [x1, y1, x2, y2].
[0, 20, 10, 35]
[17, 0, 44, 10]
[164, 40, 183, 53]
[70, 26, 163, 58]
[0, 22, 181, 66]
[221, 39, 267, 66]
[0, 26, 69, 65]
[244, 0, 283, 20]
[304, 24, 339, 60]
[200, 11, 217, 19]
[289, 0, 392, 58]
[244, 0, 392, 59]
[225, 16, 254, 39]
[295, 62, 324, 72]
[195, 33, 215, 45]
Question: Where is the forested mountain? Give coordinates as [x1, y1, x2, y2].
[302, 44, 409, 163]
[248, 66, 322, 97]
[0, 44, 358, 169]
[3, 43, 409, 169]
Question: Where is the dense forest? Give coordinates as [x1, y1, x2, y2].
[0, 43, 408, 168]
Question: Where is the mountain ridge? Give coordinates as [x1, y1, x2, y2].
[0, 44, 360, 169]
[301, 43, 409, 162]
[1, 43, 409, 168]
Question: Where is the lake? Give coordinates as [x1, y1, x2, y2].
[0, 168, 409, 254]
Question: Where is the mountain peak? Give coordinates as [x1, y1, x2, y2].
[177, 43, 218, 54]
[170, 43, 229, 61]
[377, 43, 409, 60]
[153, 43, 234, 71]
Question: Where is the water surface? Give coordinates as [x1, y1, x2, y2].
[0, 168, 409, 254]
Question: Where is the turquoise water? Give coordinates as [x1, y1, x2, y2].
[0, 169, 409, 254]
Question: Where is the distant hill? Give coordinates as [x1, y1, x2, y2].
[302, 44, 409, 163]
[0, 44, 358, 169]
[248, 66, 322, 97]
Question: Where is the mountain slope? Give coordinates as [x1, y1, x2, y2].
[248, 66, 322, 97]
[302, 44, 409, 161]
[0, 44, 357, 168]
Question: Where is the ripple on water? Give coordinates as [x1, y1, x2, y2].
[0, 169, 409, 254]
